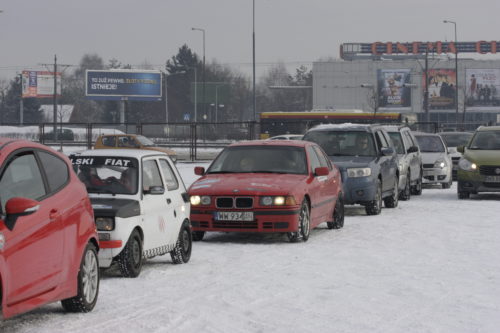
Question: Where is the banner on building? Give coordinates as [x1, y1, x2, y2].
[424, 69, 456, 109]
[22, 71, 61, 98]
[465, 69, 500, 107]
[377, 69, 411, 108]
[86, 70, 162, 101]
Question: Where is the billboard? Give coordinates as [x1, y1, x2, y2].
[377, 69, 411, 108]
[424, 69, 456, 109]
[22, 71, 61, 98]
[86, 70, 162, 101]
[465, 69, 500, 107]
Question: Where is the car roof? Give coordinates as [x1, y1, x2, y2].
[476, 125, 500, 132]
[228, 139, 310, 148]
[383, 125, 411, 132]
[0, 138, 58, 152]
[71, 148, 168, 158]
[438, 131, 472, 136]
[99, 134, 140, 137]
[412, 131, 441, 137]
[306, 123, 383, 132]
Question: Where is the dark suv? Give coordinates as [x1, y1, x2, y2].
[303, 123, 399, 215]
[384, 125, 423, 200]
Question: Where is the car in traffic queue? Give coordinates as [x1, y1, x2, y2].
[94, 134, 178, 162]
[70, 149, 191, 278]
[0, 138, 99, 319]
[413, 132, 453, 189]
[188, 140, 344, 242]
[266, 134, 303, 140]
[302, 123, 399, 216]
[384, 125, 423, 200]
[456, 126, 500, 199]
[438, 131, 473, 180]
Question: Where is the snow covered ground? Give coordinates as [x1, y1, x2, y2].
[2, 162, 500, 333]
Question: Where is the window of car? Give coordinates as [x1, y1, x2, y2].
[135, 135, 156, 147]
[415, 135, 446, 152]
[375, 131, 389, 149]
[142, 160, 164, 191]
[307, 146, 321, 172]
[387, 132, 405, 154]
[403, 130, 417, 150]
[38, 150, 69, 193]
[312, 145, 331, 170]
[102, 136, 116, 147]
[303, 130, 376, 157]
[0, 153, 46, 212]
[118, 136, 139, 148]
[159, 159, 179, 191]
[468, 131, 500, 150]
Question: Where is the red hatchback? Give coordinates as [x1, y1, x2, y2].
[189, 140, 344, 242]
[0, 139, 99, 319]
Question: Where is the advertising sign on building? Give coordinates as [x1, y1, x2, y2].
[377, 69, 411, 108]
[424, 69, 456, 109]
[21, 71, 61, 98]
[86, 70, 162, 101]
[465, 69, 500, 107]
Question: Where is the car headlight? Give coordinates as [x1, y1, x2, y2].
[347, 168, 371, 178]
[95, 217, 115, 231]
[260, 196, 296, 206]
[458, 158, 477, 172]
[433, 159, 446, 169]
[190, 195, 211, 206]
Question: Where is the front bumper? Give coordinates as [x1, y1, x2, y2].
[457, 170, 500, 193]
[190, 207, 300, 233]
[422, 167, 451, 184]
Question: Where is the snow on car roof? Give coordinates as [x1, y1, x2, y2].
[307, 123, 372, 131]
[71, 149, 169, 158]
[228, 139, 309, 148]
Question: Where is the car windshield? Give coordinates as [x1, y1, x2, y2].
[303, 130, 376, 157]
[70, 156, 139, 195]
[415, 135, 445, 152]
[135, 135, 156, 147]
[207, 145, 308, 174]
[439, 133, 473, 147]
[469, 131, 500, 150]
[388, 132, 405, 154]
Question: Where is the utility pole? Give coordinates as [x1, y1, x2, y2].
[424, 48, 429, 125]
[252, 0, 256, 123]
[19, 73, 24, 125]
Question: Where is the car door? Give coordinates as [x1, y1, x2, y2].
[141, 157, 171, 251]
[404, 130, 422, 182]
[158, 158, 185, 245]
[305, 146, 328, 225]
[0, 151, 64, 305]
[375, 130, 395, 192]
[312, 145, 339, 222]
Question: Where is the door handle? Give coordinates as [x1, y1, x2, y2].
[49, 209, 59, 220]
[166, 198, 172, 204]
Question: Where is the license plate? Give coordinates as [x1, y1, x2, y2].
[484, 175, 500, 182]
[214, 211, 254, 221]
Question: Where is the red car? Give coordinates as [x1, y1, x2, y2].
[189, 140, 344, 242]
[0, 139, 99, 319]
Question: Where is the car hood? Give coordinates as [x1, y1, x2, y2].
[189, 173, 307, 195]
[463, 149, 500, 165]
[421, 152, 447, 164]
[327, 156, 376, 170]
[90, 197, 140, 218]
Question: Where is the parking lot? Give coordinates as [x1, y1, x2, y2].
[2, 162, 499, 333]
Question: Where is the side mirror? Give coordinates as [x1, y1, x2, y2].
[4, 197, 40, 231]
[381, 147, 394, 156]
[144, 186, 165, 195]
[181, 192, 190, 203]
[457, 145, 465, 153]
[407, 146, 419, 154]
[314, 166, 329, 176]
[194, 167, 205, 175]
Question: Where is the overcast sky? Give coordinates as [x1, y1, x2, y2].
[1, 0, 499, 82]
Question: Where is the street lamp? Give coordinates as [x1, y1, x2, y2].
[443, 19, 459, 128]
[252, 0, 256, 123]
[191, 27, 206, 121]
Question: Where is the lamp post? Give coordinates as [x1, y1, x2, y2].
[252, 0, 256, 123]
[192, 27, 206, 121]
[443, 19, 459, 129]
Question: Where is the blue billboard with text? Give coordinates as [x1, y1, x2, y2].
[86, 70, 162, 101]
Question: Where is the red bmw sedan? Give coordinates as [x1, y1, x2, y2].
[0, 138, 99, 319]
[189, 140, 344, 242]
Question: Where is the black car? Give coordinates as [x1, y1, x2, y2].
[303, 123, 399, 215]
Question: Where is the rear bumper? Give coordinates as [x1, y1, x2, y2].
[190, 208, 300, 233]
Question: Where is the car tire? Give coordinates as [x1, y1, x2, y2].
[384, 177, 399, 208]
[192, 231, 205, 241]
[287, 199, 310, 242]
[411, 170, 423, 195]
[170, 221, 192, 264]
[442, 178, 452, 189]
[327, 193, 344, 229]
[365, 179, 382, 215]
[61, 242, 99, 313]
[118, 229, 143, 278]
[399, 172, 411, 201]
[458, 190, 470, 199]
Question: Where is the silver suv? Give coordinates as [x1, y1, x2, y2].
[384, 125, 423, 200]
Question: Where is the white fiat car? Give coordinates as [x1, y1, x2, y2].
[70, 149, 192, 277]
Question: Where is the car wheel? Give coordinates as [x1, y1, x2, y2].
[411, 170, 423, 195]
[327, 193, 344, 229]
[118, 229, 143, 278]
[61, 242, 99, 313]
[442, 181, 452, 189]
[192, 231, 205, 241]
[458, 190, 470, 199]
[365, 179, 382, 215]
[399, 172, 411, 201]
[287, 199, 310, 242]
[384, 177, 399, 208]
[170, 221, 192, 264]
